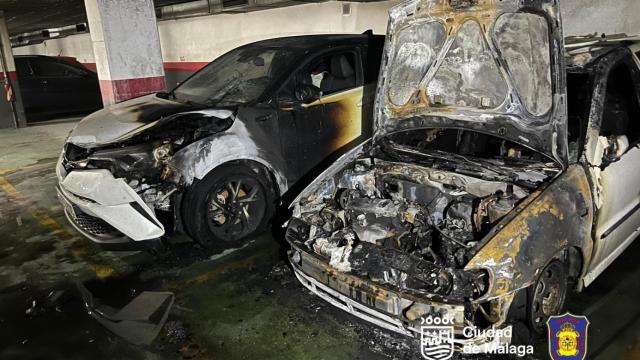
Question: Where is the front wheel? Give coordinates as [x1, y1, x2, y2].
[183, 164, 275, 249]
[528, 259, 569, 333]
[508, 258, 569, 344]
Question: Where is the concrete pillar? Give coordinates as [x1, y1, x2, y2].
[84, 0, 166, 106]
[0, 11, 27, 129]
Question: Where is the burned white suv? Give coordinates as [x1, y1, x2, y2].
[55, 34, 384, 251]
[286, 0, 640, 350]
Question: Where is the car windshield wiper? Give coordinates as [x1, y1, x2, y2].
[171, 93, 208, 107]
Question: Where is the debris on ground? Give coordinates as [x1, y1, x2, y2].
[24, 289, 69, 317]
[77, 282, 175, 345]
[266, 261, 293, 286]
[179, 338, 207, 359]
[164, 320, 189, 344]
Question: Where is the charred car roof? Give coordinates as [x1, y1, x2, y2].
[242, 34, 380, 49]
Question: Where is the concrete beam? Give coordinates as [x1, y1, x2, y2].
[0, 11, 27, 129]
[84, 0, 166, 106]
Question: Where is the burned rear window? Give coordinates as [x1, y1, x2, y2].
[494, 13, 553, 116]
[387, 21, 446, 106]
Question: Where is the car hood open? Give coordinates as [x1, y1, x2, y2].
[375, 0, 568, 165]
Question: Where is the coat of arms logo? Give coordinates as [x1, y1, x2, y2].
[420, 316, 454, 360]
[547, 313, 589, 360]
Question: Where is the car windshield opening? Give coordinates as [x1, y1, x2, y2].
[379, 129, 559, 189]
[172, 46, 299, 107]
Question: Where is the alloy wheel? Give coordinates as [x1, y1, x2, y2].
[206, 175, 266, 242]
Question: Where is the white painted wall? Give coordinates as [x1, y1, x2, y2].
[560, 0, 640, 37]
[159, 1, 393, 62]
[14, 1, 395, 64]
[14, 33, 96, 63]
[13, 0, 640, 63]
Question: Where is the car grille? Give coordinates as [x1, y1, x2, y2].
[71, 210, 123, 238]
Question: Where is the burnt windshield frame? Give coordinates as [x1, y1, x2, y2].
[377, 126, 558, 165]
[171, 45, 304, 107]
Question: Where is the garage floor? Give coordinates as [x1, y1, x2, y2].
[1, 121, 640, 360]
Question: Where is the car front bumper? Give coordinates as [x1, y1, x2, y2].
[57, 167, 165, 245]
[288, 247, 512, 351]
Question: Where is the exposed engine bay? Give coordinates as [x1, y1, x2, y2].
[61, 109, 235, 215]
[288, 129, 559, 301]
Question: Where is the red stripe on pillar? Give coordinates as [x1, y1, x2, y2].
[0, 71, 18, 81]
[163, 62, 208, 72]
[82, 63, 97, 72]
[99, 80, 115, 102]
[99, 76, 166, 103]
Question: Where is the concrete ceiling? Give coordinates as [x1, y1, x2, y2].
[0, 0, 196, 35]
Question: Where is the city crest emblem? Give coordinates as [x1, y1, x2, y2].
[420, 325, 454, 360]
[547, 313, 589, 360]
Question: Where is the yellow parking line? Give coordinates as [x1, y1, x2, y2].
[0, 176, 72, 239]
[0, 175, 116, 279]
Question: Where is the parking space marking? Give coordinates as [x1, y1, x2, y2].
[0, 175, 117, 279]
[0, 175, 73, 240]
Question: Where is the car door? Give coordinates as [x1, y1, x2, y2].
[30, 57, 99, 115]
[360, 36, 385, 140]
[584, 52, 640, 284]
[277, 48, 365, 178]
[275, 68, 325, 178]
[14, 58, 41, 114]
[316, 50, 364, 157]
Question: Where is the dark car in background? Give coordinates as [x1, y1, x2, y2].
[15, 55, 103, 122]
[56, 33, 385, 251]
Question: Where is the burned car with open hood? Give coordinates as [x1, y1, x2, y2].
[56, 34, 384, 250]
[286, 0, 640, 350]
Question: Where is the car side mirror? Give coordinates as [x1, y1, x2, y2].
[603, 135, 629, 163]
[295, 84, 322, 104]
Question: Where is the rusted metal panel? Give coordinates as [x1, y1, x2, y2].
[466, 165, 593, 299]
[374, 0, 568, 164]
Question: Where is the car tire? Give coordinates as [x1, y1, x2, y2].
[182, 163, 275, 249]
[509, 258, 569, 344]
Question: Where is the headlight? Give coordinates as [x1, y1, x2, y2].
[153, 143, 172, 163]
[87, 143, 160, 179]
[469, 269, 490, 299]
[445, 268, 490, 300]
[285, 217, 311, 244]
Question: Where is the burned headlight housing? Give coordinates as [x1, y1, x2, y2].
[463, 269, 490, 299]
[285, 217, 311, 244]
[86, 142, 165, 180]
